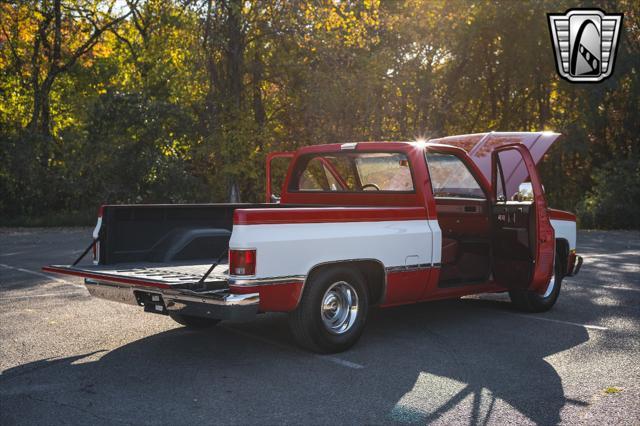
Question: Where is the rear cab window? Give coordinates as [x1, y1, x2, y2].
[290, 152, 415, 193]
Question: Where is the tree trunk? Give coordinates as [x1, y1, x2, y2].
[28, 75, 55, 138]
[252, 52, 265, 128]
[225, 0, 244, 110]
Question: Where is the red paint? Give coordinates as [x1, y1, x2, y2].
[381, 269, 507, 307]
[435, 198, 491, 237]
[230, 282, 303, 312]
[280, 142, 439, 220]
[491, 144, 555, 294]
[381, 269, 432, 306]
[42, 266, 172, 289]
[549, 209, 576, 222]
[234, 206, 427, 225]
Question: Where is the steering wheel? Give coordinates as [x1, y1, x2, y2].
[361, 183, 381, 191]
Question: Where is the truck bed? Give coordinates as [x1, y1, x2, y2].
[43, 262, 229, 288]
[43, 203, 311, 290]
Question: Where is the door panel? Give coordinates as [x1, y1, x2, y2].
[435, 198, 490, 237]
[491, 145, 554, 293]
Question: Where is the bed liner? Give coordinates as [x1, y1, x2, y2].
[43, 262, 229, 288]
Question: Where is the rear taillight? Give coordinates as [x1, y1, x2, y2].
[229, 249, 256, 276]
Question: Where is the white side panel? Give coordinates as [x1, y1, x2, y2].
[550, 219, 576, 250]
[229, 220, 438, 278]
[428, 219, 442, 264]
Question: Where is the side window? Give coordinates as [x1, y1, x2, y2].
[426, 152, 485, 199]
[495, 149, 532, 201]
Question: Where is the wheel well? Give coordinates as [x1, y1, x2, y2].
[305, 260, 386, 306]
[555, 238, 570, 278]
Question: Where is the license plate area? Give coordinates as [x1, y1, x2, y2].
[134, 291, 167, 315]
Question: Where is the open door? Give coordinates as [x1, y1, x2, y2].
[430, 131, 561, 196]
[491, 144, 555, 294]
[266, 152, 294, 203]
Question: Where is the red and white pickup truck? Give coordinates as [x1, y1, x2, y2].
[45, 132, 582, 353]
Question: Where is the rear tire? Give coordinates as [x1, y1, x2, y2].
[169, 313, 220, 329]
[509, 252, 563, 312]
[288, 266, 368, 353]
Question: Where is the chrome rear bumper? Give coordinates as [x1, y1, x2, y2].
[85, 279, 259, 321]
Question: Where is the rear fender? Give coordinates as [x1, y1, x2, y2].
[300, 259, 387, 308]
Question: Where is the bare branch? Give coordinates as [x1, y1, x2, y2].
[58, 10, 133, 73]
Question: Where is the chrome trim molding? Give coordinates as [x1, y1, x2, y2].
[229, 275, 306, 287]
[385, 263, 440, 273]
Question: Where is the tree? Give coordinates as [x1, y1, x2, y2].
[1, 0, 131, 137]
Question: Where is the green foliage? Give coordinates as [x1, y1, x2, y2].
[0, 0, 639, 228]
[577, 157, 640, 229]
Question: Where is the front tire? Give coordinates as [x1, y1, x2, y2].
[169, 313, 220, 329]
[509, 252, 563, 312]
[288, 266, 368, 353]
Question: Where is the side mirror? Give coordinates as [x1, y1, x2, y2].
[515, 182, 534, 201]
[270, 194, 281, 203]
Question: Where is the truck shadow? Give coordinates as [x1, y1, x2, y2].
[361, 299, 590, 424]
[0, 298, 591, 425]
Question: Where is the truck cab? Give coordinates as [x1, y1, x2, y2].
[45, 132, 582, 353]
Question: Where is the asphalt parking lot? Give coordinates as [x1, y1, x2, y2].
[1, 228, 638, 425]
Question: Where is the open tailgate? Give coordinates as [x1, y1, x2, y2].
[43, 262, 229, 289]
[44, 262, 257, 321]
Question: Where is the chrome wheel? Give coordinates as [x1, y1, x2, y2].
[542, 273, 556, 298]
[543, 257, 557, 298]
[320, 281, 359, 335]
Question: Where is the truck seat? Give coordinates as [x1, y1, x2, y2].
[441, 238, 459, 265]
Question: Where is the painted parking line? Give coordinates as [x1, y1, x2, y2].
[315, 354, 365, 369]
[0, 251, 26, 257]
[220, 325, 365, 369]
[581, 284, 640, 293]
[0, 263, 84, 288]
[509, 312, 608, 331]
